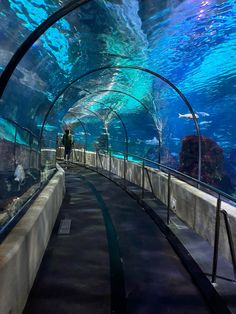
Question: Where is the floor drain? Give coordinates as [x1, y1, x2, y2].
[58, 219, 71, 235]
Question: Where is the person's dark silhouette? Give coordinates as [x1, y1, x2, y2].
[62, 129, 73, 162]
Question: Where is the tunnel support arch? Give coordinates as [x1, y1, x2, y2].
[72, 98, 129, 159]
[66, 107, 110, 153]
[0, 0, 91, 99]
[41, 86, 162, 164]
[81, 88, 161, 163]
[41, 65, 201, 180]
[63, 113, 88, 164]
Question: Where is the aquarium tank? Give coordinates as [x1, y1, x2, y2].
[0, 0, 235, 233]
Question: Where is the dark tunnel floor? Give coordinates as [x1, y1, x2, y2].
[23, 164, 212, 314]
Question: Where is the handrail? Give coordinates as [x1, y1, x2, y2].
[0, 114, 39, 139]
[221, 210, 236, 280]
[66, 108, 109, 152]
[0, 167, 57, 242]
[97, 150, 104, 169]
[145, 167, 155, 195]
[0, 0, 91, 99]
[62, 113, 87, 165]
[81, 88, 161, 163]
[90, 149, 236, 284]
[110, 149, 236, 204]
[55, 65, 201, 180]
[71, 98, 129, 158]
[40, 66, 199, 174]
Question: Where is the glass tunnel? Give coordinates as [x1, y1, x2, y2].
[0, 0, 236, 244]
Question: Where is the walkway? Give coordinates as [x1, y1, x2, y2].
[23, 164, 212, 314]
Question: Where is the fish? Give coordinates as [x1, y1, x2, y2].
[145, 136, 159, 145]
[197, 111, 210, 117]
[213, 132, 224, 138]
[78, 131, 90, 136]
[37, 124, 57, 131]
[199, 120, 212, 125]
[178, 113, 199, 119]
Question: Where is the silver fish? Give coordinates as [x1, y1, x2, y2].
[199, 121, 212, 125]
[197, 112, 210, 117]
[178, 113, 199, 119]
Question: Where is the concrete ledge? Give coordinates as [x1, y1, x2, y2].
[81, 151, 236, 264]
[0, 165, 65, 314]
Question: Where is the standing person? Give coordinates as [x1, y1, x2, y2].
[62, 129, 73, 162]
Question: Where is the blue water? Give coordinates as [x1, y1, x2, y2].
[0, 0, 236, 194]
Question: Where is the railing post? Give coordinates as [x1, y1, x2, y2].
[109, 150, 112, 178]
[29, 134, 32, 169]
[212, 194, 221, 283]
[13, 127, 17, 168]
[84, 147, 86, 166]
[167, 173, 171, 224]
[123, 153, 126, 188]
[222, 211, 236, 280]
[142, 161, 145, 199]
[96, 150, 98, 171]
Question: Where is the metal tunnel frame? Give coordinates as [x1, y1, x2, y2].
[64, 112, 88, 164]
[40, 65, 201, 180]
[70, 99, 129, 159]
[106, 108, 129, 158]
[41, 85, 162, 164]
[0, 0, 91, 99]
[0, 114, 39, 140]
[0, 0, 202, 180]
[80, 107, 109, 153]
[0, 114, 40, 169]
[2, 0, 236, 296]
[69, 66, 202, 180]
[81, 88, 161, 162]
[65, 107, 109, 153]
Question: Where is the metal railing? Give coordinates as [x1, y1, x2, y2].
[0, 166, 57, 243]
[0, 114, 40, 170]
[91, 149, 236, 283]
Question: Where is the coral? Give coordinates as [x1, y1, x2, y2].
[179, 135, 234, 194]
[179, 135, 223, 182]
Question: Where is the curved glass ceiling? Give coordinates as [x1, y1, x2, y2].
[0, 0, 236, 191]
[0, 0, 66, 72]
